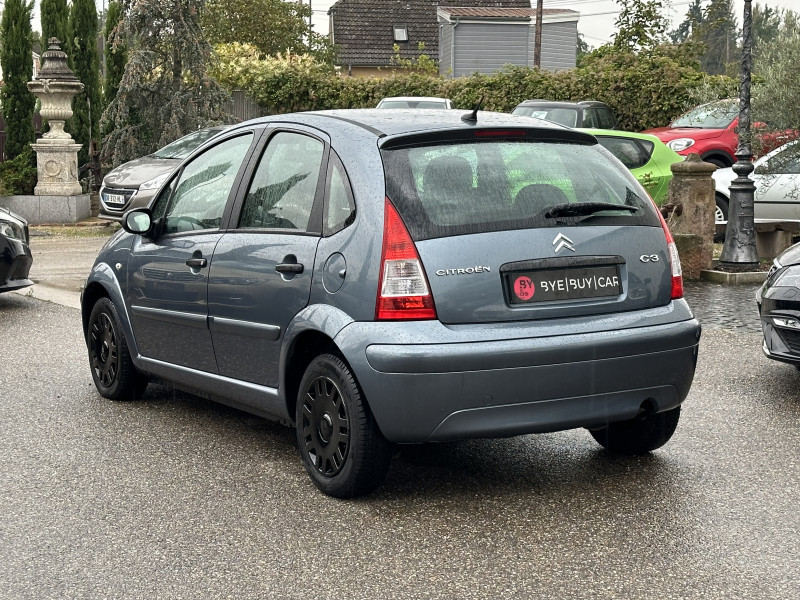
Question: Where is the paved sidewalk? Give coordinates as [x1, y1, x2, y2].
[13, 234, 109, 309]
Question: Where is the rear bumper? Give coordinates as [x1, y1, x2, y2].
[336, 312, 701, 443]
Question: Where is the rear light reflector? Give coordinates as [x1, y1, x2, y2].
[376, 198, 437, 320]
[654, 202, 683, 300]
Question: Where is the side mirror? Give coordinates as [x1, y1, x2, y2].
[123, 209, 153, 235]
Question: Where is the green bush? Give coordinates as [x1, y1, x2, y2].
[0, 146, 38, 195]
[212, 43, 738, 130]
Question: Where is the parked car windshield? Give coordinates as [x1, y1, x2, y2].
[671, 101, 738, 129]
[381, 137, 659, 241]
[511, 106, 579, 127]
[152, 128, 224, 160]
[378, 100, 449, 109]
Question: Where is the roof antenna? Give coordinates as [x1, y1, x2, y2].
[461, 96, 484, 123]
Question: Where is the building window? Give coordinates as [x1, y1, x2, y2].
[393, 25, 408, 42]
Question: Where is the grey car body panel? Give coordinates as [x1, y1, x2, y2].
[83, 109, 700, 446]
[335, 315, 699, 443]
[419, 226, 670, 324]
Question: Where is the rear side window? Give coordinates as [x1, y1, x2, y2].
[596, 136, 650, 169]
[239, 132, 324, 231]
[381, 137, 659, 241]
[598, 108, 617, 129]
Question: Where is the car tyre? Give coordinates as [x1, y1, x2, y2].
[714, 194, 729, 243]
[87, 297, 148, 401]
[296, 353, 393, 498]
[589, 406, 680, 455]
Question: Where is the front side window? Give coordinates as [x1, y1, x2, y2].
[239, 132, 325, 231]
[162, 133, 253, 234]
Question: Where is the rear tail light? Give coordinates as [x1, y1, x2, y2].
[376, 198, 437, 320]
[655, 203, 683, 300]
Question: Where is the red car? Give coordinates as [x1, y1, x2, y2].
[644, 98, 799, 169]
[643, 99, 739, 168]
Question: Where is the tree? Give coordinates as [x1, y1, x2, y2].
[69, 0, 102, 166]
[200, 0, 335, 64]
[103, 1, 127, 109]
[696, 0, 738, 75]
[752, 2, 783, 60]
[669, 0, 704, 44]
[752, 10, 800, 131]
[576, 33, 590, 67]
[1, 0, 36, 159]
[102, 0, 231, 167]
[40, 0, 70, 55]
[612, 0, 668, 52]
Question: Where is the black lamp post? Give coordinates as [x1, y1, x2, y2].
[719, 0, 759, 268]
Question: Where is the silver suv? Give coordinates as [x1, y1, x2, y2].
[82, 110, 700, 497]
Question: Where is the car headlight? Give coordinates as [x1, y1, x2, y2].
[667, 138, 695, 152]
[772, 264, 800, 288]
[0, 220, 26, 243]
[138, 172, 170, 192]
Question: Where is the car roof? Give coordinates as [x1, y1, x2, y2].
[236, 109, 596, 144]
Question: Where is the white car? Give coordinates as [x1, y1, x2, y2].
[713, 141, 800, 224]
[376, 96, 453, 109]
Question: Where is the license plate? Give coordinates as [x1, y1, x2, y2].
[505, 265, 622, 304]
[104, 192, 127, 205]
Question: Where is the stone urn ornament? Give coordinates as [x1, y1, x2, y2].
[27, 38, 85, 196]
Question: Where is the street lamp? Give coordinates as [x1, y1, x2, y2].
[719, 0, 758, 268]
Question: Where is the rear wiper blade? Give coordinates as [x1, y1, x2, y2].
[544, 202, 639, 219]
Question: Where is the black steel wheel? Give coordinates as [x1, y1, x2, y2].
[589, 406, 680, 455]
[296, 354, 393, 498]
[87, 297, 147, 401]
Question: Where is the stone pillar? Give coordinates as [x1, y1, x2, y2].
[27, 39, 85, 197]
[663, 153, 717, 279]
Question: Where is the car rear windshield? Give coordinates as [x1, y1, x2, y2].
[381, 136, 660, 241]
[671, 101, 738, 129]
[512, 106, 579, 127]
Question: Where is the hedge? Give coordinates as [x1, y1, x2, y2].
[211, 43, 737, 131]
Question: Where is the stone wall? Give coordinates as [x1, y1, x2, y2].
[0, 194, 91, 224]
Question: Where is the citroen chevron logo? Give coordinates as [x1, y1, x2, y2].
[552, 233, 576, 253]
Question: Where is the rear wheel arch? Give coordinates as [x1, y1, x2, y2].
[283, 330, 341, 425]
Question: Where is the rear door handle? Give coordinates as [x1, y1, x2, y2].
[186, 257, 207, 268]
[275, 263, 304, 274]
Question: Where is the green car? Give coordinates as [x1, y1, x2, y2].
[580, 128, 684, 205]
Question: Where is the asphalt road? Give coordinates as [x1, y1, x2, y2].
[1, 290, 799, 599]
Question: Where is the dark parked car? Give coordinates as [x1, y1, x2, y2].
[0, 207, 33, 293]
[81, 110, 701, 497]
[512, 100, 619, 129]
[757, 241, 800, 369]
[99, 126, 229, 221]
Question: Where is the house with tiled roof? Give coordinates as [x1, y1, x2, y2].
[328, 0, 537, 77]
[438, 7, 579, 76]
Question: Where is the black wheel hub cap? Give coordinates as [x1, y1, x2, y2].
[301, 376, 350, 477]
[90, 312, 119, 387]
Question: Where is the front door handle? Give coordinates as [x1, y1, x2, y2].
[186, 257, 207, 269]
[275, 263, 304, 274]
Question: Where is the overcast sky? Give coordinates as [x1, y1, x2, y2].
[29, 1, 799, 49]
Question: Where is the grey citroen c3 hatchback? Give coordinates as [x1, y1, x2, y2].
[82, 109, 701, 497]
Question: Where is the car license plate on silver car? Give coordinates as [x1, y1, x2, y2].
[104, 193, 127, 205]
[505, 265, 622, 304]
